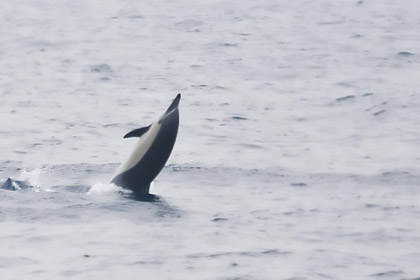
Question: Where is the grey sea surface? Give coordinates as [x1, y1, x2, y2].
[1, 0, 420, 279]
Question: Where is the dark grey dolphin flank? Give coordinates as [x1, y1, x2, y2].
[111, 94, 181, 200]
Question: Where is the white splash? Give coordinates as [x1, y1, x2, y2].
[88, 182, 130, 195]
[17, 168, 43, 192]
[18, 168, 41, 184]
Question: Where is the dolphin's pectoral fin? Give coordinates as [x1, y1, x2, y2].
[123, 125, 151, 139]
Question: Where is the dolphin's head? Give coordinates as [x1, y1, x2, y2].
[159, 93, 181, 124]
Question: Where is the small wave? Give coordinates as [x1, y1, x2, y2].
[187, 249, 291, 259]
[371, 270, 404, 277]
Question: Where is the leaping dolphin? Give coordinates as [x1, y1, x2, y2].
[111, 94, 181, 200]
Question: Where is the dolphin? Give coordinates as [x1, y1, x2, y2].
[111, 94, 181, 200]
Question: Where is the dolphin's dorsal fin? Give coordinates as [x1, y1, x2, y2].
[123, 125, 151, 139]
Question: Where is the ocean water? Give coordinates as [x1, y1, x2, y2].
[1, 0, 420, 279]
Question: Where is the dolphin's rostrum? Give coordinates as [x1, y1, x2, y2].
[111, 94, 181, 200]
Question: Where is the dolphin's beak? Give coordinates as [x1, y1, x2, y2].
[165, 93, 181, 113]
[159, 94, 181, 123]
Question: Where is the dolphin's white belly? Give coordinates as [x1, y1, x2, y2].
[111, 122, 161, 180]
